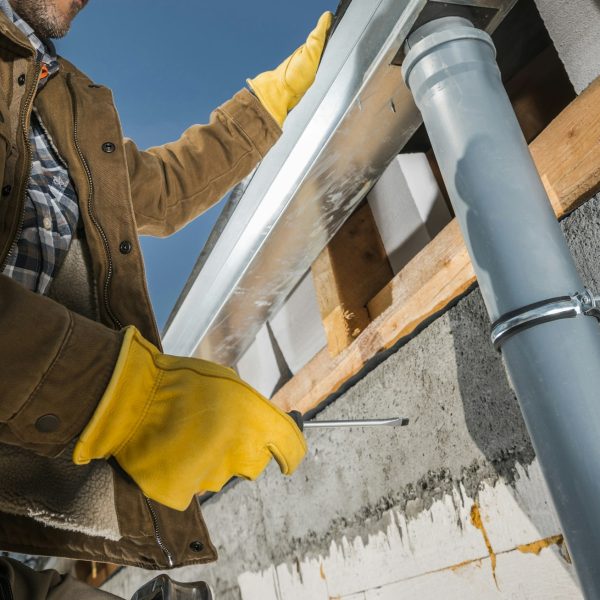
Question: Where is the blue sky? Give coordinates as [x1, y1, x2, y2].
[56, 0, 334, 330]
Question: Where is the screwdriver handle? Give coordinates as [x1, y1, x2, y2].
[288, 410, 304, 432]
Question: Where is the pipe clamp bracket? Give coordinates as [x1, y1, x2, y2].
[491, 289, 600, 350]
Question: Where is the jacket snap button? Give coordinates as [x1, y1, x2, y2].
[119, 240, 132, 255]
[189, 541, 204, 553]
[102, 142, 116, 153]
[2, 185, 11, 196]
[35, 414, 61, 433]
[17, 73, 26, 86]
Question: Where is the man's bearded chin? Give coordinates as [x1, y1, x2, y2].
[10, 0, 81, 40]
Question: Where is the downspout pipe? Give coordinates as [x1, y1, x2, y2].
[402, 17, 600, 596]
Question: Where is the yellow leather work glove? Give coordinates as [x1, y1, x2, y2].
[247, 11, 333, 127]
[73, 327, 307, 511]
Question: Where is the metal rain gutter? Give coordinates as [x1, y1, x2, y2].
[163, 0, 516, 364]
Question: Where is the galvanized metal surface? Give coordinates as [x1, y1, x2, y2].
[404, 17, 600, 597]
[490, 289, 600, 349]
[304, 417, 409, 429]
[163, 0, 516, 364]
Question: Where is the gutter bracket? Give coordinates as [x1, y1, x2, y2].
[491, 289, 600, 349]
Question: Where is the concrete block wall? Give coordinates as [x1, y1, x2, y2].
[534, 0, 600, 93]
[234, 272, 327, 396]
[236, 324, 283, 398]
[268, 273, 326, 375]
[104, 193, 600, 599]
[368, 154, 450, 274]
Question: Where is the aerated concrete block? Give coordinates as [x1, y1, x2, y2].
[534, 0, 600, 93]
[235, 324, 281, 398]
[269, 272, 326, 374]
[368, 153, 450, 274]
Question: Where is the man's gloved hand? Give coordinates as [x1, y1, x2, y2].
[247, 11, 333, 127]
[73, 326, 307, 511]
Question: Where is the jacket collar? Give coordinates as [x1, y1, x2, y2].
[0, 0, 57, 66]
[0, 2, 40, 58]
[0, 0, 14, 21]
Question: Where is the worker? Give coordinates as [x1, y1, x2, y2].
[0, 0, 333, 597]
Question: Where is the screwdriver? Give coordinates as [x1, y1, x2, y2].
[288, 410, 408, 431]
[197, 411, 410, 501]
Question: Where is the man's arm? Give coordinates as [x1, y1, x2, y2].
[124, 12, 332, 238]
[124, 89, 281, 237]
[0, 274, 123, 457]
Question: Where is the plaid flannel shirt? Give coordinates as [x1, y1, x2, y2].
[0, 2, 79, 294]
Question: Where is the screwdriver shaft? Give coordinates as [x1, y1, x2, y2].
[303, 417, 408, 429]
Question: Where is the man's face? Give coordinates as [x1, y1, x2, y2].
[9, 0, 88, 40]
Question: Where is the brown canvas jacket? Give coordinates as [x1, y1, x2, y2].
[0, 12, 281, 569]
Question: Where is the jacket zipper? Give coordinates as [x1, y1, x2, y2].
[66, 73, 122, 329]
[69, 76, 173, 565]
[0, 62, 41, 272]
[145, 496, 175, 568]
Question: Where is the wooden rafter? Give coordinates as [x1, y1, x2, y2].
[311, 202, 393, 357]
